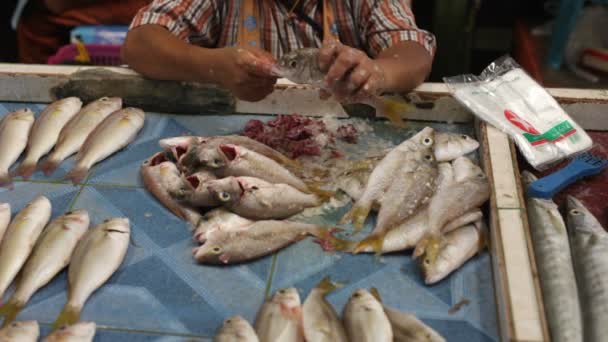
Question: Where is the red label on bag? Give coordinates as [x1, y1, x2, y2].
[504, 109, 541, 134]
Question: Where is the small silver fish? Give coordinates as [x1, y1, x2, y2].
[255, 288, 304, 342]
[16, 97, 82, 179]
[0, 210, 89, 327]
[433, 132, 479, 162]
[302, 277, 347, 342]
[43, 322, 96, 342]
[192, 208, 254, 244]
[53, 218, 130, 329]
[343, 289, 392, 342]
[0, 109, 35, 187]
[0, 320, 39, 342]
[276, 48, 414, 127]
[567, 196, 608, 342]
[66, 107, 144, 184]
[42, 97, 122, 175]
[523, 171, 582, 342]
[140, 152, 202, 226]
[207, 176, 322, 220]
[383, 306, 445, 342]
[214, 316, 259, 342]
[0, 195, 52, 303]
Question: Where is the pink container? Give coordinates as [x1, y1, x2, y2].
[47, 44, 122, 65]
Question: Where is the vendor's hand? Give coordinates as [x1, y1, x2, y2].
[318, 43, 386, 102]
[216, 46, 278, 102]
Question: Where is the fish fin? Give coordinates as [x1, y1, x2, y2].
[373, 96, 413, 128]
[52, 304, 80, 330]
[340, 204, 371, 233]
[303, 182, 335, 202]
[279, 156, 302, 169]
[369, 287, 383, 303]
[352, 233, 385, 255]
[0, 172, 13, 189]
[415, 234, 442, 265]
[65, 165, 88, 185]
[313, 228, 355, 252]
[15, 160, 36, 179]
[40, 157, 61, 176]
[0, 300, 24, 328]
[314, 276, 343, 295]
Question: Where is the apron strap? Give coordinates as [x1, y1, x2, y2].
[237, 0, 261, 47]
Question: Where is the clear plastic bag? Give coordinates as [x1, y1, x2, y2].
[444, 56, 593, 170]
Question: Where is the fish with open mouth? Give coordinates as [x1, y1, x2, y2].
[0, 109, 35, 187]
[0, 320, 39, 342]
[53, 218, 130, 329]
[255, 288, 304, 342]
[567, 196, 608, 342]
[302, 277, 347, 342]
[414, 156, 490, 265]
[66, 107, 144, 184]
[16, 97, 82, 179]
[275, 48, 414, 127]
[140, 152, 202, 226]
[192, 208, 254, 244]
[206, 176, 322, 220]
[42, 97, 122, 176]
[0, 210, 89, 327]
[215, 316, 259, 342]
[43, 322, 96, 342]
[343, 289, 392, 342]
[193, 220, 336, 264]
[169, 170, 219, 208]
[0, 195, 52, 304]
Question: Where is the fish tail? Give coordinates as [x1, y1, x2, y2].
[280, 156, 302, 169]
[374, 96, 413, 128]
[369, 287, 383, 302]
[313, 228, 356, 252]
[314, 276, 343, 295]
[0, 172, 13, 189]
[40, 157, 61, 176]
[341, 204, 371, 233]
[15, 159, 36, 179]
[352, 233, 386, 255]
[0, 300, 24, 328]
[415, 234, 442, 266]
[65, 165, 88, 185]
[52, 304, 80, 330]
[304, 182, 335, 202]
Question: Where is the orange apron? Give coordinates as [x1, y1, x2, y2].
[236, 0, 339, 49]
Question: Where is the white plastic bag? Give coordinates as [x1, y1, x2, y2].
[444, 56, 593, 170]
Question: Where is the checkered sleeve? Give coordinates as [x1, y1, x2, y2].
[359, 0, 436, 58]
[129, 0, 221, 45]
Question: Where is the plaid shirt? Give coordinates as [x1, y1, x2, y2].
[130, 0, 436, 58]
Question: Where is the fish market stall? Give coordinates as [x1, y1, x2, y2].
[0, 63, 605, 342]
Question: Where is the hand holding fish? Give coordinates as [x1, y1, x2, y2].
[318, 42, 386, 102]
[216, 46, 278, 102]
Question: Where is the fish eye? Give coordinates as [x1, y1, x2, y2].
[570, 209, 581, 216]
[423, 137, 433, 146]
[65, 211, 73, 215]
[461, 135, 469, 139]
[103, 219, 110, 223]
[101, 97, 108, 101]
[289, 60, 297, 68]
[353, 291, 361, 298]
[477, 173, 485, 178]
[58, 325, 68, 330]
[218, 192, 231, 202]
[424, 154, 433, 161]
[279, 289, 286, 294]
[251, 186, 259, 190]
[212, 246, 222, 254]
[214, 159, 222, 165]
[10, 322, 19, 328]
[225, 319, 232, 324]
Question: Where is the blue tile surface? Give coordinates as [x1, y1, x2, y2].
[0, 104, 498, 340]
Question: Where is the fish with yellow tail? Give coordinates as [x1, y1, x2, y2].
[343, 289, 393, 342]
[53, 218, 130, 329]
[302, 277, 347, 342]
[0, 210, 89, 327]
[255, 288, 304, 342]
[65, 107, 144, 184]
[274, 48, 414, 127]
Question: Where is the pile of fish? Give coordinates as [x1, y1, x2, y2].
[0, 195, 130, 335]
[0, 321, 96, 342]
[524, 171, 608, 342]
[142, 135, 340, 264]
[326, 127, 490, 284]
[0, 96, 144, 187]
[215, 277, 445, 342]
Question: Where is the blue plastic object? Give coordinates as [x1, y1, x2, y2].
[527, 152, 608, 198]
[70, 25, 128, 45]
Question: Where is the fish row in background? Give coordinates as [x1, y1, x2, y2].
[142, 135, 339, 264]
[0, 320, 95, 342]
[0, 96, 144, 187]
[0, 195, 130, 333]
[215, 277, 445, 342]
[524, 172, 608, 342]
[323, 128, 489, 284]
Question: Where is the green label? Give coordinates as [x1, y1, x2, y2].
[523, 121, 576, 146]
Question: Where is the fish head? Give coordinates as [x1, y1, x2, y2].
[272, 288, 301, 311]
[348, 289, 383, 313]
[62, 209, 90, 228]
[98, 96, 122, 107]
[219, 316, 250, 334]
[207, 177, 243, 204]
[567, 196, 604, 235]
[452, 156, 486, 183]
[189, 144, 228, 169]
[159, 136, 201, 162]
[8, 108, 35, 122]
[409, 127, 435, 151]
[275, 48, 323, 84]
[434, 132, 479, 162]
[0, 203, 10, 214]
[101, 217, 131, 235]
[193, 233, 232, 264]
[0, 321, 39, 339]
[49, 322, 96, 340]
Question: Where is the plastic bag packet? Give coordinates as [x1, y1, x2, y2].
[444, 56, 593, 170]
